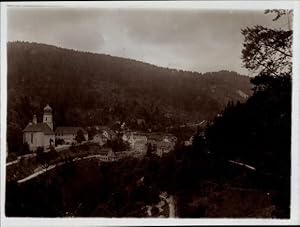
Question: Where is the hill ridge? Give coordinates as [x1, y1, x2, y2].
[7, 41, 252, 152]
[7, 41, 248, 76]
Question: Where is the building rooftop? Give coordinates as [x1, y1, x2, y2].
[23, 123, 54, 135]
[55, 127, 87, 135]
[43, 104, 52, 113]
[96, 126, 111, 131]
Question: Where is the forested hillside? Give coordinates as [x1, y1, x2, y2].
[7, 41, 252, 153]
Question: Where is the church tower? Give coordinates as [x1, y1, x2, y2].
[43, 104, 53, 130]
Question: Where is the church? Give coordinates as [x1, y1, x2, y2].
[23, 104, 55, 151]
[23, 104, 88, 152]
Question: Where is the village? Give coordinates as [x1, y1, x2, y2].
[21, 104, 179, 160]
[6, 104, 184, 184]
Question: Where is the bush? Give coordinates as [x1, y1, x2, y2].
[70, 144, 76, 153]
[151, 206, 160, 216]
[55, 138, 65, 146]
[6, 152, 18, 162]
[36, 147, 51, 169]
[36, 146, 44, 154]
[75, 130, 86, 144]
[49, 145, 56, 153]
[19, 142, 31, 155]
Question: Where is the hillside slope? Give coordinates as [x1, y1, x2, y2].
[7, 41, 252, 151]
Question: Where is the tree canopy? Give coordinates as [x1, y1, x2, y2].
[75, 130, 86, 144]
[241, 10, 292, 78]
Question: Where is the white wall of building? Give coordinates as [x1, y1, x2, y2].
[24, 131, 44, 151]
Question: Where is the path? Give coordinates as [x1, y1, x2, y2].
[6, 153, 37, 166]
[6, 159, 19, 167]
[228, 160, 256, 171]
[159, 193, 176, 218]
[168, 195, 176, 217]
[17, 154, 103, 184]
[17, 162, 65, 183]
[6, 144, 74, 166]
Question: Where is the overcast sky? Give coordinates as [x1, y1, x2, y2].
[7, 7, 288, 75]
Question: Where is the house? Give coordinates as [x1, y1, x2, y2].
[23, 105, 55, 151]
[147, 133, 164, 145]
[121, 130, 135, 143]
[55, 127, 88, 144]
[129, 133, 148, 153]
[156, 140, 175, 157]
[163, 134, 178, 143]
[146, 133, 177, 156]
[122, 133, 130, 142]
[98, 148, 117, 162]
[148, 133, 176, 144]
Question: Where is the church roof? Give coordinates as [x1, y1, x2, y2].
[23, 123, 54, 135]
[55, 127, 87, 135]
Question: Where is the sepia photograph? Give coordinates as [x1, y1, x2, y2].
[0, 1, 299, 226]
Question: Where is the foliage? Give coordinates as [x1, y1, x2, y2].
[110, 136, 130, 152]
[146, 143, 155, 156]
[20, 142, 30, 155]
[241, 9, 292, 78]
[55, 138, 65, 146]
[49, 145, 56, 153]
[70, 144, 76, 152]
[36, 146, 44, 154]
[264, 9, 293, 22]
[205, 10, 292, 218]
[6, 122, 23, 154]
[36, 147, 57, 170]
[87, 127, 98, 140]
[6, 136, 285, 218]
[75, 130, 86, 144]
[191, 126, 207, 157]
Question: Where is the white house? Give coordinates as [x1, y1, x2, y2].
[129, 133, 148, 153]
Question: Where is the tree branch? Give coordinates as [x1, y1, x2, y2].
[263, 42, 292, 58]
